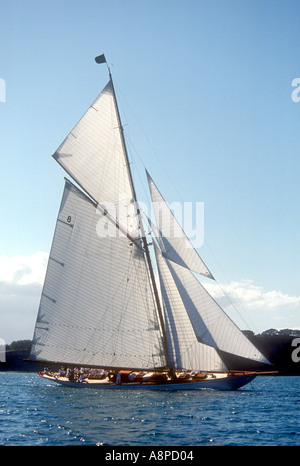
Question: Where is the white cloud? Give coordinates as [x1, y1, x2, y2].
[0, 252, 48, 286]
[204, 278, 300, 333]
[0, 252, 48, 343]
[206, 279, 300, 311]
[0, 252, 299, 342]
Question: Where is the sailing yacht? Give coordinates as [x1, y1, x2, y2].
[30, 55, 275, 390]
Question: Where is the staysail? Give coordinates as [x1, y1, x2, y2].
[146, 171, 214, 279]
[30, 180, 165, 369]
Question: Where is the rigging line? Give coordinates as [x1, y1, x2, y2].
[84, 244, 135, 359]
[57, 195, 88, 352]
[123, 131, 153, 205]
[203, 241, 260, 334]
[114, 81, 186, 204]
[176, 338, 223, 371]
[132, 247, 159, 329]
[60, 199, 135, 354]
[64, 177, 141, 250]
[130, 255, 164, 364]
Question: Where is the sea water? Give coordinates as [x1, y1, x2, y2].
[0, 372, 299, 446]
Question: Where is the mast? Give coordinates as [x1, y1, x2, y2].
[106, 63, 170, 370]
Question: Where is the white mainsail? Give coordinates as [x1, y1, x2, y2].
[146, 171, 214, 279]
[30, 180, 165, 369]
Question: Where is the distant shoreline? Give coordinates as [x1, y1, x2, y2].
[1, 330, 300, 375]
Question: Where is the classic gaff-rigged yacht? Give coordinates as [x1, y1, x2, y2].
[30, 55, 274, 390]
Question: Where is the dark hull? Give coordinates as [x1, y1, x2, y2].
[39, 372, 258, 391]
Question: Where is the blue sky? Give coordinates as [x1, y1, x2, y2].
[0, 0, 299, 342]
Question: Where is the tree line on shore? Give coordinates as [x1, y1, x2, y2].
[1, 328, 300, 374]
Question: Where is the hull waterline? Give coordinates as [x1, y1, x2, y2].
[39, 372, 258, 391]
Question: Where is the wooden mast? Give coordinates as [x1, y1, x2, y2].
[107, 65, 170, 371]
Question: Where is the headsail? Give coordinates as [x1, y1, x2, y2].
[148, 173, 270, 367]
[146, 171, 213, 279]
[30, 180, 165, 370]
[162, 258, 270, 365]
[154, 243, 227, 372]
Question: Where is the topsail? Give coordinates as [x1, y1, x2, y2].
[52, 81, 138, 237]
